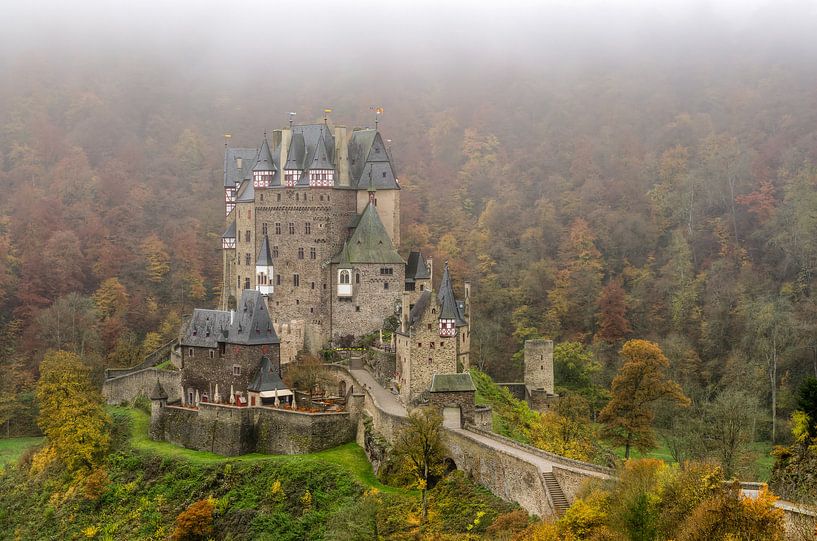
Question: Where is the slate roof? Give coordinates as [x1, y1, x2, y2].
[408, 291, 432, 327]
[331, 202, 403, 264]
[430, 373, 476, 393]
[181, 290, 279, 347]
[222, 220, 236, 239]
[224, 148, 258, 187]
[336, 240, 353, 269]
[253, 138, 276, 172]
[348, 129, 399, 190]
[236, 179, 255, 202]
[437, 263, 467, 326]
[257, 235, 273, 266]
[247, 356, 287, 393]
[405, 252, 431, 283]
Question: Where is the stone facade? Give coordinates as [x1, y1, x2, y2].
[429, 390, 476, 427]
[180, 343, 280, 404]
[331, 262, 404, 341]
[273, 319, 305, 364]
[524, 339, 554, 394]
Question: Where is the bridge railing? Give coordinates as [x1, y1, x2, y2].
[464, 425, 615, 477]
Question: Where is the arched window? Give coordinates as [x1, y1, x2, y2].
[339, 270, 351, 284]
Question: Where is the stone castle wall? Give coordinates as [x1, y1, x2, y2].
[365, 347, 396, 388]
[180, 343, 280, 404]
[153, 402, 355, 456]
[273, 320, 305, 364]
[524, 339, 554, 394]
[103, 368, 181, 405]
[331, 262, 404, 340]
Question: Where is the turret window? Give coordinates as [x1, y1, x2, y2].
[305, 222, 311, 235]
[339, 270, 351, 284]
[245, 253, 251, 265]
[262, 223, 268, 235]
[275, 223, 281, 235]
[272, 246, 279, 258]
[310, 247, 316, 259]
[289, 223, 295, 234]
[293, 274, 300, 287]
[298, 248, 304, 259]
[245, 230, 251, 242]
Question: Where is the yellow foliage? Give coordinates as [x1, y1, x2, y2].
[141, 332, 163, 356]
[35, 350, 110, 475]
[269, 479, 284, 498]
[81, 525, 99, 539]
[300, 489, 312, 510]
[29, 445, 57, 475]
[512, 520, 561, 541]
[558, 488, 609, 537]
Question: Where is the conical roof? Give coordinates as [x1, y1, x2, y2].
[437, 262, 466, 325]
[257, 235, 273, 266]
[309, 127, 334, 170]
[253, 137, 276, 172]
[150, 379, 168, 400]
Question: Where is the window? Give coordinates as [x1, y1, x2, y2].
[272, 245, 279, 258]
[339, 270, 351, 284]
[262, 223, 268, 235]
[260, 193, 264, 201]
[275, 222, 281, 235]
[233, 365, 241, 376]
[420, 284, 425, 291]
[277, 193, 281, 201]
[276, 274, 281, 285]
[356, 273, 360, 284]
[310, 247, 316, 259]
[237, 276, 241, 289]
[289, 222, 295, 234]
[382, 171, 387, 178]
[380, 267, 393, 275]
[384, 282, 389, 290]
[245, 230, 251, 242]
[248, 210, 252, 219]
[427, 324, 432, 331]
[245, 253, 251, 266]
[293, 274, 300, 287]
[305, 222, 311, 234]
[244, 278, 251, 289]
[209, 350, 215, 358]
[430, 342, 435, 349]
[356, 306, 361, 312]
[298, 247, 304, 259]
[188, 348, 194, 356]
[311, 282, 315, 289]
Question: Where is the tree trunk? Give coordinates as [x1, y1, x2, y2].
[624, 433, 632, 459]
[422, 462, 428, 522]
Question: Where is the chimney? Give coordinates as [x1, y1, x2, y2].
[334, 126, 349, 186]
[271, 129, 283, 152]
[230, 310, 235, 325]
[279, 128, 292, 173]
[401, 291, 410, 333]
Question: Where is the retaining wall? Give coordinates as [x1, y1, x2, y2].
[103, 368, 181, 405]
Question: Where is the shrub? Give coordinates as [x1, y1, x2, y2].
[171, 497, 215, 541]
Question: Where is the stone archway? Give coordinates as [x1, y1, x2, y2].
[442, 406, 462, 429]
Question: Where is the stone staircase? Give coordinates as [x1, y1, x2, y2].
[542, 471, 569, 516]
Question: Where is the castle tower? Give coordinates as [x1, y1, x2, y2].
[256, 234, 274, 297]
[524, 339, 555, 411]
[252, 137, 275, 189]
[149, 379, 168, 440]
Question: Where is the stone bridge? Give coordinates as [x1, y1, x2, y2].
[328, 363, 613, 518]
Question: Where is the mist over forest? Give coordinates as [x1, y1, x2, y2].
[3, 1, 817, 536]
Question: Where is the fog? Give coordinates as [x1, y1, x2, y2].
[2, 0, 816, 74]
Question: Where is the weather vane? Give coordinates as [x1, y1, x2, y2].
[323, 108, 333, 125]
[223, 133, 232, 148]
[288, 112, 296, 127]
[370, 106, 384, 130]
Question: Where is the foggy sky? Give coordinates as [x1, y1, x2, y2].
[2, 0, 815, 74]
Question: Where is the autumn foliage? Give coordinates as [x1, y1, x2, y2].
[171, 497, 215, 541]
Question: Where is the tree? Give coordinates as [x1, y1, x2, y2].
[391, 407, 447, 522]
[140, 234, 170, 284]
[704, 389, 761, 478]
[35, 350, 110, 474]
[796, 376, 817, 438]
[595, 278, 631, 344]
[93, 277, 128, 320]
[35, 293, 101, 358]
[284, 353, 331, 399]
[599, 339, 690, 458]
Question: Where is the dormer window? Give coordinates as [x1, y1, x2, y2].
[284, 170, 300, 187]
[439, 318, 456, 337]
[253, 171, 272, 188]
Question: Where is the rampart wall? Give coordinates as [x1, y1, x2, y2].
[103, 368, 181, 405]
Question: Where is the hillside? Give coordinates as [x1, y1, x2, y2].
[0, 408, 524, 540]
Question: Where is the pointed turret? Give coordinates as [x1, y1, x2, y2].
[437, 261, 465, 337]
[253, 136, 275, 188]
[308, 126, 335, 187]
[256, 235, 274, 296]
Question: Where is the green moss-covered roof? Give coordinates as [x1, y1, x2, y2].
[332, 202, 404, 264]
[430, 373, 476, 393]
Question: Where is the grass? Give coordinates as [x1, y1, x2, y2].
[610, 440, 776, 481]
[0, 436, 43, 465]
[113, 406, 405, 493]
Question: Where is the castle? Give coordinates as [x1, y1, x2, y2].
[178, 118, 472, 407]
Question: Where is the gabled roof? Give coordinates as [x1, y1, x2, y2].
[336, 240, 353, 269]
[430, 373, 476, 393]
[222, 220, 236, 239]
[247, 356, 287, 393]
[332, 202, 403, 264]
[307, 126, 334, 170]
[285, 132, 305, 170]
[257, 235, 273, 266]
[349, 130, 399, 190]
[253, 138, 276, 172]
[224, 148, 258, 187]
[437, 262, 467, 326]
[181, 290, 279, 347]
[406, 252, 431, 283]
[349, 129, 377, 181]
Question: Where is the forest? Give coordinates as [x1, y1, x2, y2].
[2, 0, 817, 534]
